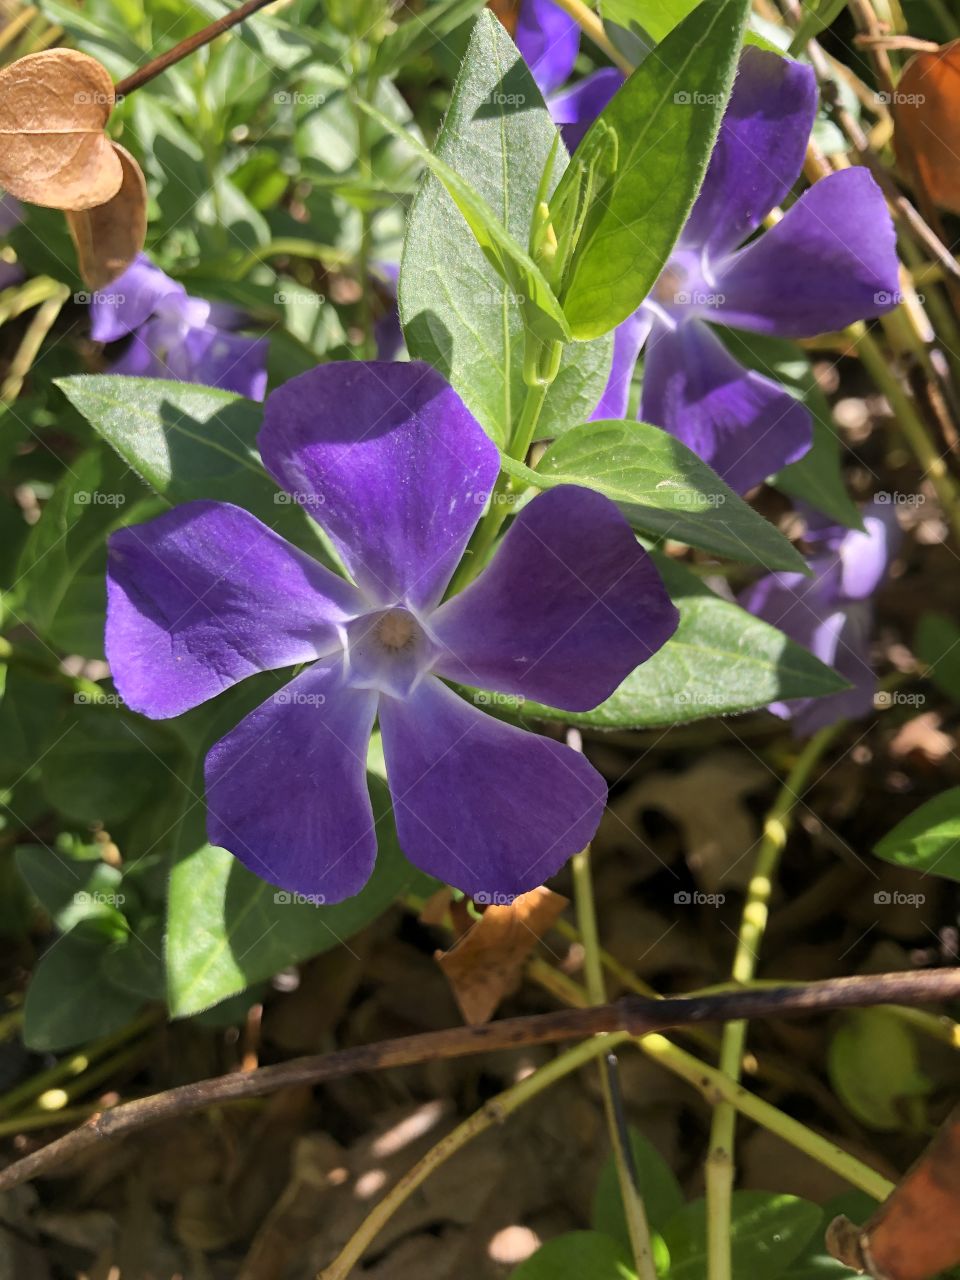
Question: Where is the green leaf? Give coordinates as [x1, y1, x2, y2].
[16, 446, 161, 657]
[505, 419, 806, 571]
[524, 554, 847, 728]
[556, 0, 751, 338]
[166, 771, 435, 1017]
[661, 1192, 822, 1280]
[722, 330, 862, 530]
[873, 788, 960, 882]
[602, 0, 699, 42]
[374, 0, 484, 75]
[15, 845, 126, 938]
[510, 1231, 637, 1280]
[358, 80, 570, 348]
[828, 1009, 930, 1131]
[400, 9, 613, 447]
[23, 928, 143, 1052]
[592, 1126, 684, 1252]
[54, 376, 296, 532]
[917, 612, 960, 702]
[40, 706, 181, 827]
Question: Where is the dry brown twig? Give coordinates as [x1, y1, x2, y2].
[0, 970, 958, 1193]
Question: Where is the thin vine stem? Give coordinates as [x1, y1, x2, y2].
[572, 827, 658, 1280]
[706, 726, 838, 1280]
[851, 323, 960, 545]
[317, 1032, 630, 1280]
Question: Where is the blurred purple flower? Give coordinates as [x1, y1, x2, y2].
[372, 261, 404, 361]
[739, 499, 901, 734]
[0, 193, 24, 290]
[577, 46, 899, 493]
[90, 254, 268, 401]
[106, 361, 678, 902]
[514, 0, 624, 150]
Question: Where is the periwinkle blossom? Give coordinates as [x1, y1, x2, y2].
[513, 0, 624, 150]
[90, 253, 268, 401]
[106, 362, 678, 901]
[0, 193, 23, 290]
[739, 499, 900, 734]
[578, 46, 901, 493]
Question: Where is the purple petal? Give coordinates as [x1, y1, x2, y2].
[108, 327, 167, 378]
[90, 254, 186, 343]
[431, 485, 678, 711]
[0, 261, 23, 290]
[379, 677, 605, 895]
[259, 362, 499, 611]
[106, 501, 363, 719]
[0, 193, 22, 236]
[641, 317, 812, 493]
[590, 308, 651, 420]
[741, 566, 876, 732]
[550, 67, 625, 152]
[206, 664, 379, 901]
[515, 0, 580, 97]
[839, 497, 901, 599]
[682, 47, 817, 258]
[713, 168, 900, 337]
[182, 326, 269, 400]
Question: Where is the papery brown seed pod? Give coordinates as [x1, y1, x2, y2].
[66, 142, 148, 287]
[0, 49, 123, 210]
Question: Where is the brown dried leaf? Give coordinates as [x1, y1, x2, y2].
[826, 1104, 960, 1279]
[436, 887, 569, 1025]
[66, 143, 147, 287]
[895, 40, 960, 215]
[0, 50, 123, 211]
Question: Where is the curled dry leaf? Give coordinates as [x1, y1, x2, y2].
[895, 40, 960, 215]
[826, 1104, 960, 1279]
[66, 143, 147, 287]
[0, 50, 123, 211]
[434, 887, 569, 1025]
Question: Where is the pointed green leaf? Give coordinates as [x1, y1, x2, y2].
[503, 418, 807, 571]
[400, 10, 613, 446]
[557, 0, 751, 338]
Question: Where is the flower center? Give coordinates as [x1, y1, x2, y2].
[376, 609, 416, 651]
[343, 606, 434, 698]
[648, 248, 721, 318]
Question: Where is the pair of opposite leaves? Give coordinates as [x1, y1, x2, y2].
[0, 49, 145, 287]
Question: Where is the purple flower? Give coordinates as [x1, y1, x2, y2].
[739, 499, 900, 734]
[0, 193, 24, 290]
[591, 47, 900, 493]
[105, 362, 678, 901]
[90, 254, 269, 401]
[513, 0, 624, 150]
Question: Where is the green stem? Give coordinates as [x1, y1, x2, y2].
[447, 376, 552, 594]
[706, 727, 837, 1280]
[319, 1032, 631, 1280]
[352, 54, 376, 361]
[850, 323, 960, 545]
[638, 1034, 893, 1201]
[0, 1009, 160, 1118]
[573, 843, 658, 1280]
